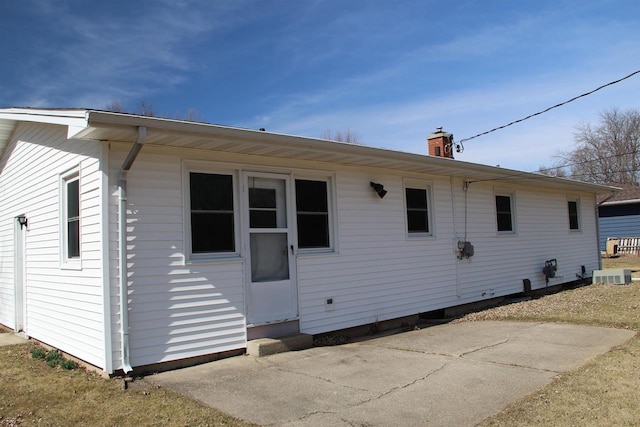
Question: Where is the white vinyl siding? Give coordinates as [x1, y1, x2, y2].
[297, 173, 458, 334]
[297, 172, 599, 335]
[0, 122, 106, 368]
[453, 183, 598, 301]
[109, 152, 246, 368]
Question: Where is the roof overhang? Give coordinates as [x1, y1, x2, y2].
[0, 108, 89, 157]
[600, 198, 640, 207]
[0, 108, 617, 194]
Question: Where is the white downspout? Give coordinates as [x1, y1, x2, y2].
[118, 126, 146, 373]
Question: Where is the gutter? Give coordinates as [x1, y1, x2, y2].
[118, 126, 146, 373]
[599, 197, 640, 207]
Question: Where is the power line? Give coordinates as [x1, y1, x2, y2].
[467, 149, 639, 184]
[458, 69, 640, 144]
[537, 149, 638, 174]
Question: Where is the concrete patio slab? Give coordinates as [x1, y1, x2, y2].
[149, 321, 635, 426]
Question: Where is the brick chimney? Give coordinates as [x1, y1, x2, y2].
[427, 127, 454, 158]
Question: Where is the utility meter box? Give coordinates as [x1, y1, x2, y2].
[592, 269, 632, 285]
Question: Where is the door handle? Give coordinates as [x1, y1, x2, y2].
[290, 244, 294, 255]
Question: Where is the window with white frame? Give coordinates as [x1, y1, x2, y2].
[568, 199, 580, 231]
[295, 178, 332, 249]
[404, 179, 432, 235]
[62, 170, 80, 262]
[189, 172, 236, 254]
[495, 193, 515, 233]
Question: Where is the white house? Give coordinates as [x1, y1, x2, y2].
[0, 108, 612, 374]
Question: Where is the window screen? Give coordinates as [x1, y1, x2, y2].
[568, 200, 579, 230]
[495, 195, 513, 232]
[66, 178, 80, 258]
[190, 173, 235, 253]
[406, 188, 429, 233]
[295, 179, 330, 248]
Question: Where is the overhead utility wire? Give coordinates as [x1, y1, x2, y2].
[457, 68, 640, 144]
[467, 149, 638, 184]
[536, 149, 638, 174]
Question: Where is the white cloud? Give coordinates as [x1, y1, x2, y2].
[5, 1, 247, 108]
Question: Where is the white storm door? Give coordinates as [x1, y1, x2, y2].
[245, 173, 297, 325]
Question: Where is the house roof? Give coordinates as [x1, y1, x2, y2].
[597, 184, 640, 205]
[0, 107, 617, 194]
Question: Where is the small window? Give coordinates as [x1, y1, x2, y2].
[64, 173, 80, 260]
[295, 179, 330, 249]
[406, 187, 430, 233]
[568, 200, 580, 230]
[190, 172, 235, 253]
[495, 194, 514, 232]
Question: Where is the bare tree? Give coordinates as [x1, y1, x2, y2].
[105, 99, 126, 113]
[136, 99, 156, 117]
[323, 128, 363, 144]
[175, 107, 205, 123]
[551, 108, 640, 185]
[537, 163, 568, 178]
[105, 99, 205, 123]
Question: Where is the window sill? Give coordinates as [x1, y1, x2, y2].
[406, 233, 435, 239]
[185, 254, 244, 266]
[296, 248, 338, 257]
[61, 260, 82, 271]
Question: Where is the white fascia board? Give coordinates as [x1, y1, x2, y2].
[0, 108, 88, 125]
[0, 108, 89, 138]
[601, 198, 640, 206]
[84, 110, 615, 195]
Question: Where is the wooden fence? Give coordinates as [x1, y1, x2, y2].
[607, 237, 640, 255]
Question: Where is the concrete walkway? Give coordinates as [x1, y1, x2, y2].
[149, 321, 635, 427]
[0, 332, 28, 346]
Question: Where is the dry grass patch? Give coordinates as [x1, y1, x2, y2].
[459, 281, 640, 329]
[0, 342, 255, 427]
[479, 332, 640, 426]
[464, 256, 640, 426]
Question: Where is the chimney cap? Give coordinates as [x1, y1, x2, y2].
[427, 127, 452, 140]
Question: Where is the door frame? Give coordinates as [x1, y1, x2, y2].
[242, 171, 298, 326]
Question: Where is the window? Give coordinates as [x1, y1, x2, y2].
[495, 194, 514, 232]
[295, 179, 330, 249]
[405, 188, 430, 234]
[249, 187, 278, 228]
[404, 179, 432, 236]
[568, 200, 580, 230]
[190, 172, 235, 253]
[64, 173, 80, 260]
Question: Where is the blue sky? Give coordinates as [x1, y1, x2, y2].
[1, 0, 639, 171]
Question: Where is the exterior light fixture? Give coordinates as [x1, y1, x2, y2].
[17, 215, 27, 229]
[370, 182, 387, 198]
